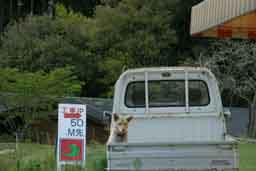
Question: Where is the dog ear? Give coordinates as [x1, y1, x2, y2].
[113, 113, 119, 122]
[126, 116, 133, 123]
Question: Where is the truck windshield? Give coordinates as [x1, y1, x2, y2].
[125, 80, 210, 108]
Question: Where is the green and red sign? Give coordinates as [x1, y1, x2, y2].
[60, 139, 84, 161]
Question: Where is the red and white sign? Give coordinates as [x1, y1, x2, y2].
[57, 104, 86, 168]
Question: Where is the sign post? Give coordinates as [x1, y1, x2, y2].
[57, 104, 86, 170]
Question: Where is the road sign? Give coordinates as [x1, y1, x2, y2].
[57, 104, 86, 169]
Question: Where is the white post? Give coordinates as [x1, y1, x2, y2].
[57, 164, 62, 171]
[145, 72, 149, 114]
[15, 132, 18, 152]
[185, 70, 190, 113]
[57, 116, 61, 171]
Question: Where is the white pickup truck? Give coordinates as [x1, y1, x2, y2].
[107, 67, 239, 171]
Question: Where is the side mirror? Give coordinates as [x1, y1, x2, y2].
[103, 111, 112, 124]
[223, 108, 231, 118]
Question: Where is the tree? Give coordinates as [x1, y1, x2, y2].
[0, 0, 54, 32]
[0, 0, 201, 97]
[97, 54, 131, 97]
[0, 0, 102, 33]
[58, 0, 102, 16]
[0, 66, 82, 119]
[0, 8, 91, 71]
[89, 0, 179, 96]
[0, 66, 82, 142]
[93, 0, 178, 66]
[188, 40, 256, 137]
[0, 5, 97, 96]
[172, 0, 203, 58]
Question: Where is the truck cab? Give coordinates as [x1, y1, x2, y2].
[107, 67, 238, 171]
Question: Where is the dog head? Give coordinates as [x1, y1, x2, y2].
[113, 113, 133, 137]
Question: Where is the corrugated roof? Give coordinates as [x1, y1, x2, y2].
[190, 0, 256, 35]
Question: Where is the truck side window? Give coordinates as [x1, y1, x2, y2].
[125, 82, 145, 107]
[189, 81, 210, 106]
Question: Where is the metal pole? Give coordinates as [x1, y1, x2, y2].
[185, 70, 190, 113]
[145, 72, 149, 114]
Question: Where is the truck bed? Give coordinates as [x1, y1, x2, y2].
[107, 138, 239, 171]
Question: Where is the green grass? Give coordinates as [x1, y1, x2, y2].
[0, 142, 255, 171]
[239, 143, 256, 171]
[0, 142, 106, 171]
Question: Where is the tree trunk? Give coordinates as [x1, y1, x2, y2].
[48, 0, 54, 18]
[252, 106, 256, 137]
[30, 0, 34, 16]
[248, 94, 256, 137]
[0, 1, 4, 32]
[10, 0, 13, 18]
[248, 104, 252, 135]
[41, 0, 47, 15]
[17, 0, 23, 17]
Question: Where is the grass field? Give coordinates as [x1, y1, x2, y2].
[0, 142, 106, 171]
[239, 143, 256, 171]
[0, 142, 255, 171]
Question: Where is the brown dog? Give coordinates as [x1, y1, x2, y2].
[108, 113, 133, 144]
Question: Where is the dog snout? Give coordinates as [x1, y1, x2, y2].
[120, 128, 125, 133]
[118, 127, 126, 134]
